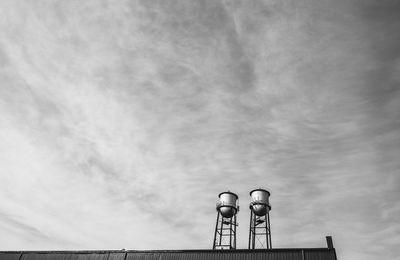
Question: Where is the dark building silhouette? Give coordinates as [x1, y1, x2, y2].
[0, 236, 337, 260]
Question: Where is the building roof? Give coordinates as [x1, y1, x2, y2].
[0, 248, 337, 260]
[0, 237, 337, 260]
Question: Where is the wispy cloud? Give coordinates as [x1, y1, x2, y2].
[0, 0, 399, 259]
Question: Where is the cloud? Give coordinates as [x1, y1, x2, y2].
[0, 0, 399, 259]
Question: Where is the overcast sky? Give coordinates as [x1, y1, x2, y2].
[0, 1, 399, 260]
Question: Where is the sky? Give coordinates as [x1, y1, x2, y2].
[0, 0, 399, 259]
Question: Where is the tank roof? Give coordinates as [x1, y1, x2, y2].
[249, 188, 270, 196]
[218, 191, 238, 199]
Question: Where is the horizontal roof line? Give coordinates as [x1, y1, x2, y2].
[1, 248, 334, 254]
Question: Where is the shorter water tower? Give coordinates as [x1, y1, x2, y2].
[212, 191, 239, 250]
[248, 188, 272, 249]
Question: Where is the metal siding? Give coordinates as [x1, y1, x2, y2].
[107, 253, 126, 260]
[260, 250, 302, 260]
[156, 250, 304, 260]
[0, 253, 21, 260]
[187, 252, 219, 260]
[228, 251, 250, 260]
[158, 252, 180, 260]
[76, 254, 109, 260]
[126, 253, 160, 260]
[0, 249, 336, 260]
[21, 253, 78, 260]
[219, 250, 302, 260]
[304, 251, 336, 260]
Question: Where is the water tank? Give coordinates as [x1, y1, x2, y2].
[216, 191, 239, 218]
[250, 188, 271, 216]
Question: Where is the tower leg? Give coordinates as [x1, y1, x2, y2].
[234, 215, 237, 249]
[249, 211, 272, 249]
[219, 216, 223, 245]
[229, 217, 232, 249]
[252, 212, 256, 249]
[248, 210, 252, 249]
[213, 212, 237, 250]
[213, 211, 220, 249]
[267, 212, 272, 249]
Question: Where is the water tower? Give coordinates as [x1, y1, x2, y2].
[248, 188, 272, 249]
[212, 191, 239, 250]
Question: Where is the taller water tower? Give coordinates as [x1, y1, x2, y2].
[248, 188, 272, 249]
[212, 191, 239, 250]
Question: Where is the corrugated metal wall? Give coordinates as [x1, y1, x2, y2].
[304, 250, 336, 260]
[0, 253, 21, 260]
[123, 250, 334, 260]
[0, 249, 336, 260]
[21, 253, 76, 260]
[19, 253, 110, 260]
[107, 253, 125, 260]
[154, 250, 304, 260]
